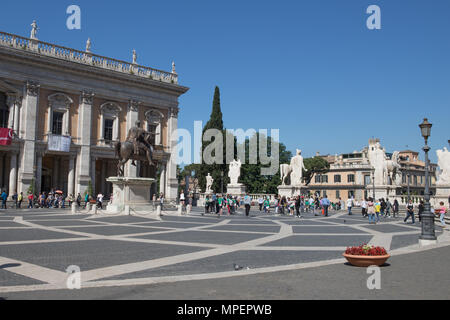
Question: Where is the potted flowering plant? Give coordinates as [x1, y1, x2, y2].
[343, 244, 390, 267]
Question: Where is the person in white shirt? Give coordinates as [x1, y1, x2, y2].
[258, 197, 264, 212]
[346, 198, 353, 215]
[361, 199, 368, 217]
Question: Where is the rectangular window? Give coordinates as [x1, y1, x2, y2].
[323, 190, 327, 197]
[321, 175, 328, 183]
[336, 190, 340, 199]
[52, 112, 63, 135]
[414, 175, 418, 186]
[348, 190, 355, 198]
[315, 175, 321, 183]
[347, 174, 355, 183]
[0, 93, 8, 128]
[364, 175, 371, 186]
[104, 118, 114, 141]
[402, 173, 406, 184]
[334, 175, 341, 183]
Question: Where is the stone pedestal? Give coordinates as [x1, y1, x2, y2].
[227, 184, 246, 196]
[277, 185, 305, 198]
[106, 177, 158, 216]
[433, 184, 450, 207]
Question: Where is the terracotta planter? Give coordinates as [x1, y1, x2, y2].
[343, 253, 390, 267]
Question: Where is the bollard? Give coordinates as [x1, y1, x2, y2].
[85, 203, 91, 213]
[124, 205, 130, 215]
[156, 204, 161, 217]
[71, 202, 77, 214]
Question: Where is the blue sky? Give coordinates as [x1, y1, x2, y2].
[1, 0, 449, 163]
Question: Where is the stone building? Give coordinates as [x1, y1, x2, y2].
[308, 139, 437, 203]
[0, 26, 188, 201]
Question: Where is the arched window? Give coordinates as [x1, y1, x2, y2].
[145, 109, 164, 146]
[0, 93, 9, 128]
[99, 102, 121, 144]
[47, 93, 73, 136]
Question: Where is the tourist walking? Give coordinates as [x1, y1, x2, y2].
[27, 192, 34, 208]
[404, 200, 415, 224]
[1, 190, 7, 209]
[374, 199, 381, 222]
[321, 195, 331, 217]
[367, 198, 376, 224]
[346, 198, 353, 215]
[97, 193, 104, 209]
[393, 199, 399, 218]
[76, 193, 81, 208]
[12, 191, 18, 209]
[385, 198, 392, 217]
[159, 193, 164, 210]
[361, 198, 368, 217]
[263, 197, 270, 213]
[244, 193, 251, 217]
[258, 196, 263, 212]
[436, 201, 447, 228]
[18, 192, 23, 209]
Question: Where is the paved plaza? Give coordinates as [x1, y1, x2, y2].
[0, 206, 449, 299]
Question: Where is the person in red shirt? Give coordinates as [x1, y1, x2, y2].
[27, 193, 34, 208]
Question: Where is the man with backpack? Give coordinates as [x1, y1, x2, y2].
[404, 200, 415, 224]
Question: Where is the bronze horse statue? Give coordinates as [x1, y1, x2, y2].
[115, 133, 156, 176]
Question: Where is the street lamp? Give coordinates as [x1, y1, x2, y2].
[371, 168, 375, 200]
[418, 118, 436, 245]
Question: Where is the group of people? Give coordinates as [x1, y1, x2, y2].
[361, 198, 399, 224]
[203, 194, 249, 216]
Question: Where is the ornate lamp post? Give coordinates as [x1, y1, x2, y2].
[418, 118, 437, 245]
[371, 168, 376, 200]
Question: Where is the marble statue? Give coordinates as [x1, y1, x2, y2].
[172, 61, 176, 74]
[30, 20, 38, 39]
[228, 159, 241, 185]
[385, 151, 401, 185]
[86, 38, 91, 53]
[132, 50, 137, 64]
[436, 147, 450, 185]
[206, 173, 213, 194]
[290, 149, 306, 186]
[367, 141, 388, 185]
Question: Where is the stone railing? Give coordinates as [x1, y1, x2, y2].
[0, 31, 178, 84]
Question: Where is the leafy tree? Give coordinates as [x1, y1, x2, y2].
[303, 157, 330, 186]
[27, 178, 36, 195]
[239, 132, 292, 194]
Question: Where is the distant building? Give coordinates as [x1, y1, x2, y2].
[307, 139, 437, 202]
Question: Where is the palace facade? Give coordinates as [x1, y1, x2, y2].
[0, 28, 188, 201]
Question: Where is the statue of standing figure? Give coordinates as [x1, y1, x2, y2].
[290, 149, 306, 186]
[205, 173, 214, 194]
[228, 159, 242, 185]
[30, 20, 38, 39]
[132, 50, 137, 64]
[86, 38, 92, 53]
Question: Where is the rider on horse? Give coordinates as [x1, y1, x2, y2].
[126, 120, 156, 166]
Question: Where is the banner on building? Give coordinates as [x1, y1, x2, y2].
[48, 134, 71, 152]
[0, 128, 13, 146]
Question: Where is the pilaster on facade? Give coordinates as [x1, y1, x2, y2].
[165, 105, 179, 201]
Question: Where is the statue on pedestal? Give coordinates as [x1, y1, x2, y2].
[436, 147, 450, 185]
[290, 149, 306, 186]
[228, 159, 241, 185]
[86, 38, 91, 53]
[206, 173, 214, 194]
[132, 50, 137, 64]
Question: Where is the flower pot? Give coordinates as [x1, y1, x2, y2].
[343, 253, 390, 267]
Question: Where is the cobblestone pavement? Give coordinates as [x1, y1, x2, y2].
[0, 206, 448, 299]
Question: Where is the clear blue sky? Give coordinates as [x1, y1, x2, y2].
[1, 0, 449, 163]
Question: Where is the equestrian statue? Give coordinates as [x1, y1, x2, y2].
[115, 120, 158, 176]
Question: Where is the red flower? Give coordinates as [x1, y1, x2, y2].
[345, 244, 387, 256]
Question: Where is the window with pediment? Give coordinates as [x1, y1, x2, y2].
[145, 109, 163, 146]
[47, 93, 73, 136]
[100, 102, 121, 143]
[0, 93, 8, 128]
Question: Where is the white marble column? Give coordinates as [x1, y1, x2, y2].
[18, 81, 39, 194]
[125, 100, 139, 177]
[75, 91, 94, 196]
[68, 155, 75, 196]
[36, 152, 43, 195]
[160, 163, 166, 196]
[8, 151, 18, 198]
[166, 106, 179, 201]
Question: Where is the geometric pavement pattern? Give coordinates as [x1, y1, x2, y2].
[0, 206, 448, 293]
